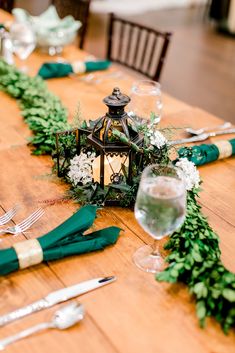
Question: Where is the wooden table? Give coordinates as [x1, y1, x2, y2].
[0, 9, 235, 353]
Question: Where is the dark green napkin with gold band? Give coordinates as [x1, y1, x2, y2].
[0, 205, 121, 275]
[38, 60, 111, 79]
[178, 138, 235, 166]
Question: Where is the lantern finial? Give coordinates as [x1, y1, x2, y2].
[103, 87, 130, 108]
[112, 87, 121, 96]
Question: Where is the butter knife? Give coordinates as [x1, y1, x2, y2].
[0, 276, 116, 327]
[169, 128, 235, 146]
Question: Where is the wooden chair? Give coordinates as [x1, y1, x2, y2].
[0, 0, 14, 12]
[107, 13, 172, 82]
[52, 0, 91, 49]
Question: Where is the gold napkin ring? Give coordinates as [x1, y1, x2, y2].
[72, 61, 86, 74]
[214, 140, 233, 160]
[13, 239, 43, 269]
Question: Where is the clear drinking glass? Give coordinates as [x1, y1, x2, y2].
[133, 164, 186, 273]
[10, 22, 36, 72]
[128, 80, 163, 125]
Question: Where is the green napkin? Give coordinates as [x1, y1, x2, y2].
[178, 138, 235, 166]
[0, 205, 121, 275]
[38, 61, 111, 79]
[43, 227, 120, 261]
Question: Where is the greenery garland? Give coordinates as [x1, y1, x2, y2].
[0, 59, 234, 333]
[0, 59, 69, 154]
[158, 191, 235, 333]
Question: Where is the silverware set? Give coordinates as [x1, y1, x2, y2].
[69, 70, 124, 84]
[185, 121, 231, 136]
[170, 122, 235, 146]
[0, 206, 44, 236]
[0, 302, 85, 350]
[0, 276, 116, 349]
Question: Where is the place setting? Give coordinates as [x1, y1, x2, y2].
[1, 4, 116, 83]
[0, 1, 235, 353]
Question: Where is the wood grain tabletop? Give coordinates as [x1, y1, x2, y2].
[0, 9, 234, 353]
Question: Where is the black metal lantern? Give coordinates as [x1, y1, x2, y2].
[86, 87, 143, 200]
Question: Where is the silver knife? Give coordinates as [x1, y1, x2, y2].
[0, 276, 116, 327]
[169, 128, 235, 146]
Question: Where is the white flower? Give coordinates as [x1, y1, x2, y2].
[68, 152, 95, 186]
[148, 130, 167, 149]
[175, 158, 200, 191]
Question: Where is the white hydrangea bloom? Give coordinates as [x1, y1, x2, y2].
[175, 158, 200, 191]
[68, 152, 95, 186]
[148, 130, 167, 149]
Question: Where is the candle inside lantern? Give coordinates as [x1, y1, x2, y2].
[92, 154, 128, 185]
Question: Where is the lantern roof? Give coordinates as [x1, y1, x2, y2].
[103, 87, 130, 108]
[87, 87, 143, 147]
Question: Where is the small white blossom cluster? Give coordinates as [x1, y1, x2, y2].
[67, 152, 95, 186]
[147, 130, 167, 149]
[175, 158, 200, 191]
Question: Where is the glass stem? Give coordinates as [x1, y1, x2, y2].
[151, 240, 160, 256]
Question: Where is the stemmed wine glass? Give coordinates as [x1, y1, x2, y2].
[10, 22, 36, 72]
[128, 80, 163, 125]
[133, 164, 186, 273]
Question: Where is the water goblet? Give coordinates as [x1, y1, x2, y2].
[133, 164, 186, 273]
[10, 22, 36, 72]
[128, 80, 163, 125]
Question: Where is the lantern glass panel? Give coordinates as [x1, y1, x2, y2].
[92, 153, 129, 186]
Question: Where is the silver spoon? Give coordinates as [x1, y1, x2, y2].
[169, 128, 235, 146]
[186, 122, 231, 136]
[0, 302, 84, 350]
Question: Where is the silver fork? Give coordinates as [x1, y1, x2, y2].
[0, 208, 45, 235]
[0, 205, 20, 226]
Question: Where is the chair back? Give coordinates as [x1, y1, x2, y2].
[107, 13, 172, 81]
[0, 0, 14, 12]
[52, 0, 90, 49]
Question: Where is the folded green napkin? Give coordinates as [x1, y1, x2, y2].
[0, 205, 121, 275]
[178, 138, 235, 166]
[38, 61, 111, 79]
